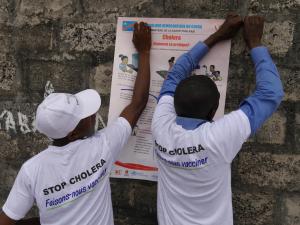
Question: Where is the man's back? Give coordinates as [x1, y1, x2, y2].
[1, 22, 152, 225]
[3, 118, 131, 225]
[152, 15, 283, 225]
[152, 96, 250, 225]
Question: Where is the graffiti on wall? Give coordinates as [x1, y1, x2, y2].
[0, 81, 106, 135]
[0, 110, 35, 134]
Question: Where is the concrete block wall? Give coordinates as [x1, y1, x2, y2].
[0, 0, 299, 224]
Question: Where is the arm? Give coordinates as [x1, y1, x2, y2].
[158, 13, 243, 100]
[0, 212, 40, 225]
[240, 16, 284, 135]
[16, 218, 40, 225]
[0, 212, 15, 225]
[1, 166, 35, 225]
[120, 22, 151, 128]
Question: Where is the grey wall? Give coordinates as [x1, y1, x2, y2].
[0, 0, 299, 224]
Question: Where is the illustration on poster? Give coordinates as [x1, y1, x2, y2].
[119, 53, 139, 73]
[201, 65, 222, 81]
[156, 56, 176, 79]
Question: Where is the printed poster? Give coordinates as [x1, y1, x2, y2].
[108, 17, 231, 181]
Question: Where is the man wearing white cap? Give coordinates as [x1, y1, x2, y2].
[0, 22, 151, 225]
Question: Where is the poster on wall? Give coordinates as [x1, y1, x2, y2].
[108, 17, 231, 181]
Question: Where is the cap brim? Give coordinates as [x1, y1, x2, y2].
[76, 89, 101, 119]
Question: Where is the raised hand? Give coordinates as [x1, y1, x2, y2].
[132, 22, 151, 54]
[205, 13, 243, 48]
[243, 16, 264, 49]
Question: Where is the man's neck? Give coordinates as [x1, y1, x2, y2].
[176, 116, 208, 130]
[52, 138, 71, 147]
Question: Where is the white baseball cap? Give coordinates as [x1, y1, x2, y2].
[36, 89, 101, 139]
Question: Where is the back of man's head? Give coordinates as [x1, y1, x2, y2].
[174, 75, 220, 121]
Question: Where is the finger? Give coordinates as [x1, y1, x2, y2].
[233, 15, 243, 24]
[134, 22, 138, 32]
[255, 16, 260, 25]
[142, 22, 148, 32]
[243, 16, 249, 25]
[227, 12, 238, 17]
[145, 23, 151, 32]
[256, 16, 260, 24]
[249, 16, 255, 25]
[258, 16, 264, 24]
[140, 21, 145, 30]
[144, 23, 150, 34]
[239, 16, 244, 25]
[253, 16, 260, 24]
[144, 22, 149, 29]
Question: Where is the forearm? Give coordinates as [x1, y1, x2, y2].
[131, 52, 150, 108]
[204, 32, 222, 48]
[120, 52, 150, 128]
[16, 217, 40, 225]
[0, 210, 39, 225]
[240, 46, 284, 134]
[0, 211, 15, 225]
[159, 42, 209, 99]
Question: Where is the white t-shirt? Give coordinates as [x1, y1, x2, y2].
[2, 117, 131, 225]
[151, 96, 251, 225]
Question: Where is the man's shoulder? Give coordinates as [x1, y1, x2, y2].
[157, 95, 174, 104]
[153, 95, 176, 121]
[203, 110, 251, 144]
[91, 117, 132, 148]
[210, 110, 249, 128]
[92, 129, 106, 139]
[22, 146, 52, 170]
[101, 117, 132, 135]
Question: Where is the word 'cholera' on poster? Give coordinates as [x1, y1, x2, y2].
[108, 17, 231, 181]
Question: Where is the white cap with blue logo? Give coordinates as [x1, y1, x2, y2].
[35, 89, 101, 139]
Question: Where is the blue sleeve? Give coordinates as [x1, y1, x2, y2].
[240, 46, 284, 135]
[158, 42, 209, 100]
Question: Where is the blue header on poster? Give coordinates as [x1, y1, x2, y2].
[122, 21, 202, 31]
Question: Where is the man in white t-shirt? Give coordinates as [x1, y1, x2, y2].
[152, 14, 284, 225]
[0, 22, 151, 225]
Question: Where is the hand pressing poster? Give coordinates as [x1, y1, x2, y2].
[108, 17, 231, 181]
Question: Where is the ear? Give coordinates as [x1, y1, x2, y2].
[67, 130, 81, 142]
[208, 102, 219, 121]
[207, 109, 216, 121]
